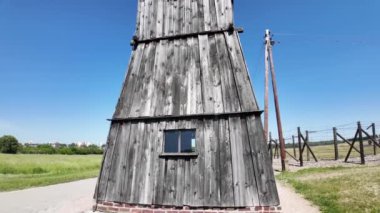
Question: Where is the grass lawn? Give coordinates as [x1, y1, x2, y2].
[0, 154, 102, 191]
[277, 165, 380, 213]
[286, 143, 377, 160]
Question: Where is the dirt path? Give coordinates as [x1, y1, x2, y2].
[0, 178, 319, 213]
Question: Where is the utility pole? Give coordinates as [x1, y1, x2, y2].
[264, 30, 270, 143]
[264, 29, 287, 171]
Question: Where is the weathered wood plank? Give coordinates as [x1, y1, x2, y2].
[225, 0, 233, 26]
[240, 117, 260, 205]
[189, 119, 205, 206]
[224, 32, 258, 111]
[152, 121, 167, 204]
[228, 117, 247, 207]
[162, 121, 177, 205]
[140, 42, 158, 117]
[215, 34, 241, 112]
[96, 123, 120, 201]
[207, 35, 224, 113]
[114, 44, 146, 118]
[163, 40, 175, 115]
[246, 115, 280, 206]
[198, 35, 214, 113]
[218, 118, 235, 207]
[202, 0, 211, 31]
[203, 119, 221, 206]
[106, 123, 131, 202]
[208, 0, 218, 30]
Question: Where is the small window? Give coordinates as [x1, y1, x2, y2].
[163, 130, 196, 154]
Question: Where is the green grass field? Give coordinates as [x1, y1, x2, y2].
[277, 165, 380, 213]
[286, 143, 377, 160]
[0, 154, 102, 191]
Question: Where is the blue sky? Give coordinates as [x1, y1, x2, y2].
[0, 0, 379, 144]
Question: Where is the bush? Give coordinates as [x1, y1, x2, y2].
[0, 135, 20, 154]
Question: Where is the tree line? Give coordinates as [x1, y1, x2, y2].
[0, 135, 103, 155]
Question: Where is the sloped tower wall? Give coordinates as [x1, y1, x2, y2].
[95, 0, 280, 211]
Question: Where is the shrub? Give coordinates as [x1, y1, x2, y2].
[0, 135, 20, 154]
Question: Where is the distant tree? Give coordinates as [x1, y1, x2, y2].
[0, 135, 20, 154]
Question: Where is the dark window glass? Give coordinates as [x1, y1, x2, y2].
[164, 131, 179, 153]
[164, 129, 196, 153]
[181, 130, 196, 153]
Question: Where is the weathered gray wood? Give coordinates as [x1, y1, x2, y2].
[97, 0, 280, 208]
[96, 123, 120, 200]
[246, 115, 280, 206]
[228, 117, 246, 206]
[224, 32, 258, 111]
[218, 118, 235, 206]
[215, 34, 241, 112]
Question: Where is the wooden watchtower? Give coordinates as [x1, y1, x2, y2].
[95, 0, 279, 211]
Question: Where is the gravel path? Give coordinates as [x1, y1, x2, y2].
[0, 178, 319, 213]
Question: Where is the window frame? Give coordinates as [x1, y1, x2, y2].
[160, 129, 198, 158]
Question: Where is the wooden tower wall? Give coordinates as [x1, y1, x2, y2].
[95, 0, 280, 208]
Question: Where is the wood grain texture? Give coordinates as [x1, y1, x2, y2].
[97, 0, 279, 208]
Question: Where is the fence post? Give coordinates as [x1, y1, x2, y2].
[358, 122, 365, 164]
[292, 135, 297, 158]
[372, 123, 377, 156]
[333, 127, 339, 160]
[298, 127, 303, 167]
[306, 130, 310, 161]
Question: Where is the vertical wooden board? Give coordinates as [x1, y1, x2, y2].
[152, 121, 167, 205]
[178, 39, 189, 115]
[189, 119, 205, 206]
[178, 0, 185, 34]
[163, 40, 176, 115]
[214, 0, 226, 29]
[168, 0, 175, 36]
[130, 42, 157, 117]
[172, 0, 180, 35]
[203, 119, 221, 206]
[127, 43, 151, 117]
[115, 44, 145, 118]
[190, 0, 199, 32]
[207, 35, 224, 113]
[139, 42, 158, 117]
[122, 122, 142, 203]
[150, 0, 158, 38]
[224, 32, 258, 111]
[171, 40, 182, 115]
[175, 159, 186, 206]
[215, 34, 241, 112]
[137, 0, 145, 39]
[151, 40, 168, 116]
[218, 118, 235, 207]
[105, 123, 132, 202]
[208, 0, 218, 30]
[246, 116, 280, 206]
[155, 0, 164, 37]
[198, 35, 214, 114]
[96, 123, 120, 201]
[224, 0, 233, 27]
[193, 38, 204, 114]
[184, 0, 192, 34]
[139, 122, 155, 204]
[228, 117, 246, 207]
[143, 122, 159, 204]
[197, 0, 205, 31]
[131, 122, 148, 203]
[143, 0, 151, 39]
[202, 0, 211, 31]
[240, 117, 260, 206]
